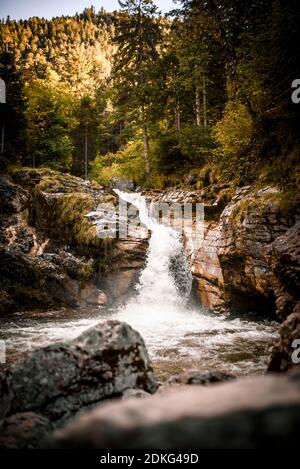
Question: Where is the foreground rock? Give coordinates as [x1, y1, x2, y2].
[0, 321, 157, 433]
[50, 372, 300, 449]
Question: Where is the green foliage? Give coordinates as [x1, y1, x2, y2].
[213, 102, 254, 155]
[1, 1, 299, 191]
[152, 132, 183, 173]
[91, 138, 146, 185]
[178, 125, 215, 163]
[56, 192, 100, 247]
[0, 51, 26, 167]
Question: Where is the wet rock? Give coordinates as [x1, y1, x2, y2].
[15, 227, 34, 253]
[184, 174, 197, 186]
[0, 321, 157, 426]
[216, 188, 298, 318]
[190, 222, 225, 311]
[100, 239, 148, 302]
[0, 245, 56, 314]
[269, 221, 300, 319]
[49, 372, 300, 449]
[102, 269, 140, 301]
[41, 252, 93, 281]
[167, 370, 236, 386]
[0, 412, 53, 449]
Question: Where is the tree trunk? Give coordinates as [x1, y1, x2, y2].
[143, 124, 150, 174]
[175, 102, 181, 132]
[195, 89, 201, 127]
[203, 74, 207, 129]
[195, 64, 201, 127]
[84, 111, 88, 180]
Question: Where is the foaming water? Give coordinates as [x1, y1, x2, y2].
[0, 192, 279, 379]
[114, 189, 192, 308]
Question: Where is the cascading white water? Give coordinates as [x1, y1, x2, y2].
[114, 190, 192, 310]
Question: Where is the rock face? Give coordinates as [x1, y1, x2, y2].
[0, 169, 148, 314]
[187, 187, 299, 317]
[50, 372, 300, 449]
[217, 188, 298, 317]
[0, 320, 157, 431]
[110, 177, 135, 192]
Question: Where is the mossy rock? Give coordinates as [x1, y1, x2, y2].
[53, 192, 105, 249]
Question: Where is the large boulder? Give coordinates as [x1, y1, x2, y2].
[50, 372, 300, 449]
[269, 221, 300, 319]
[0, 321, 157, 428]
[216, 187, 297, 316]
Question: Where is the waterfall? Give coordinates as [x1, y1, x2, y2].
[114, 190, 193, 311]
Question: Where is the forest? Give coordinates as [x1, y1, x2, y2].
[0, 0, 299, 190]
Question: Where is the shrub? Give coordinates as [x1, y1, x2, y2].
[214, 102, 253, 155]
[91, 138, 147, 186]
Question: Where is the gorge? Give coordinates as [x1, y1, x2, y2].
[0, 167, 299, 448]
[0, 170, 284, 377]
